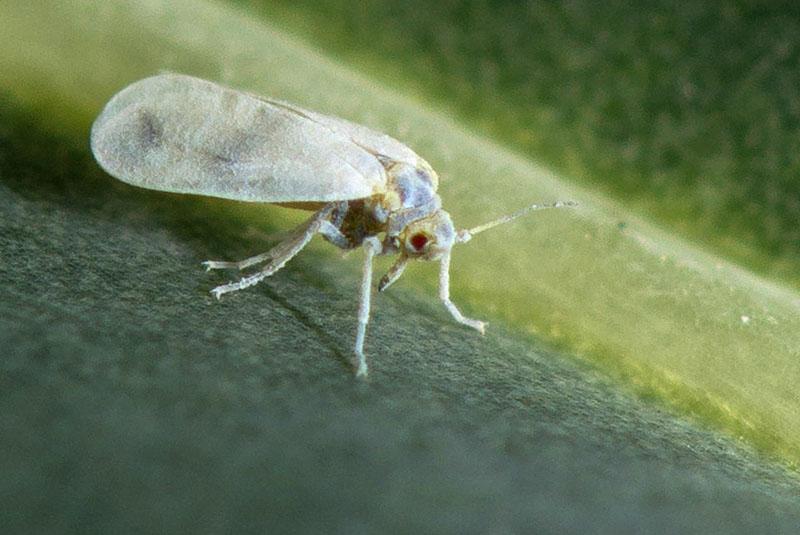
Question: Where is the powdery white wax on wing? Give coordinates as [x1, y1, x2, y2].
[90, 73, 387, 202]
[91, 73, 576, 378]
[260, 96, 426, 174]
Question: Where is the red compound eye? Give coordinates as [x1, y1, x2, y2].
[409, 233, 429, 251]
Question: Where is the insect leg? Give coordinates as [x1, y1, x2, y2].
[202, 250, 276, 271]
[354, 236, 381, 377]
[317, 220, 350, 249]
[377, 256, 409, 292]
[438, 250, 486, 334]
[209, 205, 334, 299]
[204, 203, 347, 271]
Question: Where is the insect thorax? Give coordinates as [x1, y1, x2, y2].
[327, 199, 386, 250]
[325, 160, 443, 252]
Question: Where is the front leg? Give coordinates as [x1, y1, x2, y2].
[353, 236, 382, 377]
[438, 250, 486, 334]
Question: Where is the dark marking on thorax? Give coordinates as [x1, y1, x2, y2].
[329, 199, 385, 249]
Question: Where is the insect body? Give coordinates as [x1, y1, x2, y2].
[91, 74, 574, 377]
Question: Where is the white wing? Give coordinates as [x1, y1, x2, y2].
[258, 97, 425, 167]
[90, 74, 393, 202]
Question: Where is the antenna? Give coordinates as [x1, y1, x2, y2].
[456, 200, 577, 243]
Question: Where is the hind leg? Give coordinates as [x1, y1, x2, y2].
[207, 205, 336, 299]
[202, 250, 276, 271]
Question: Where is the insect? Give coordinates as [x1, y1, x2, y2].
[90, 73, 575, 377]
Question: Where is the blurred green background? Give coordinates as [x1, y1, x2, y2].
[259, 0, 800, 286]
[3, 1, 800, 531]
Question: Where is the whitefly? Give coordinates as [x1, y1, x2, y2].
[91, 73, 575, 377]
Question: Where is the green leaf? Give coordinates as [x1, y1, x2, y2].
[2, 1, 800, 530]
